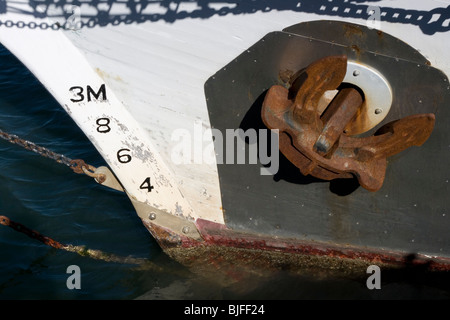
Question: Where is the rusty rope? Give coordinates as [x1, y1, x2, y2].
[0, 215, 64, 249]
[0, 128, 105, 181]
[0, 215, 168, 270]
[0, 214, 193, 277]
[0, 214, 146, 265]
[0, 132, 189, 274]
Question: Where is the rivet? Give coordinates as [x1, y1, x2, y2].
[353, 70, 360, 77]
[182, 226, 190, 234]
[149, 212, 156, 220]
[374, 108, 383, 115]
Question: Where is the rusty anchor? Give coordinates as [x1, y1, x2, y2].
[261, 55, 435, 191]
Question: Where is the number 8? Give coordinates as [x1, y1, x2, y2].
[96, 118, 111, 133]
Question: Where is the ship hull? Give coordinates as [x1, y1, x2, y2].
[0, 0, 449, 284]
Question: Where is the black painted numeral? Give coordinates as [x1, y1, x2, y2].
[139, 177, 154, 192]
[96, 118, 111, 133]
[69, 86, 84, 102]
[87, 84, 107, 101]
[117, 148, 132, 163]
[70, 84, 107, 102]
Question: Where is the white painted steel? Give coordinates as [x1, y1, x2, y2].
[0, 11, 196, 220]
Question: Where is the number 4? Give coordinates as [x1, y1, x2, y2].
[140, 177, 154, 192]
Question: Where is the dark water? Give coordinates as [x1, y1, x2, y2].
[0, 43, 165, 300]
[0, 43, 449, 302]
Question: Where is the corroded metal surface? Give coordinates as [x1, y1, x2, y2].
[0, 215, 187, 272]
[141, 218, 450, 288]
[262, 55, 435, 191]
[142, 216, 450, 272]
[205, 22, 450, 263]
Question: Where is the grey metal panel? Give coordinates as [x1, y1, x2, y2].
[205, 22, 450, 258]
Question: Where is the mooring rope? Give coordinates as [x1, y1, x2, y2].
[0, 130, 155, 266]
[0, 215, 179, 274]
[0, 128, 105, 181]
[0, 130, 189, 274]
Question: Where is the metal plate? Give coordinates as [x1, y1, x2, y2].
[343, 60, 393, 135]
[283, 20, 429, 64]
[205, 21, 450, 258]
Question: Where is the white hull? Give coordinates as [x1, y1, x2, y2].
[1, 1, 450, 268]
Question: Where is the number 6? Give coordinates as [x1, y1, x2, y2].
[117, 148, 132, 163]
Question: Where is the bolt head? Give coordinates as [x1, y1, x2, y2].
[182, 226, 190, 234]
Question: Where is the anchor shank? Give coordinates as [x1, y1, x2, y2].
[314, 87, 363, 156]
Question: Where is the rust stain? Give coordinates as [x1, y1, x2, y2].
[351, 44, 361, 58]
[142, 220, 201, 249]
[95, 67, 124, 82]
[377, 30, 384, 39]
[196, 219, 450, 271]
[278, 69, 294, 84]
[146, 217, 450, 273]
[343, 23, 365, 39]
[147, 218, 450, 288]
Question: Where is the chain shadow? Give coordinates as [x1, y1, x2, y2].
[1, 0, 448, 35]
